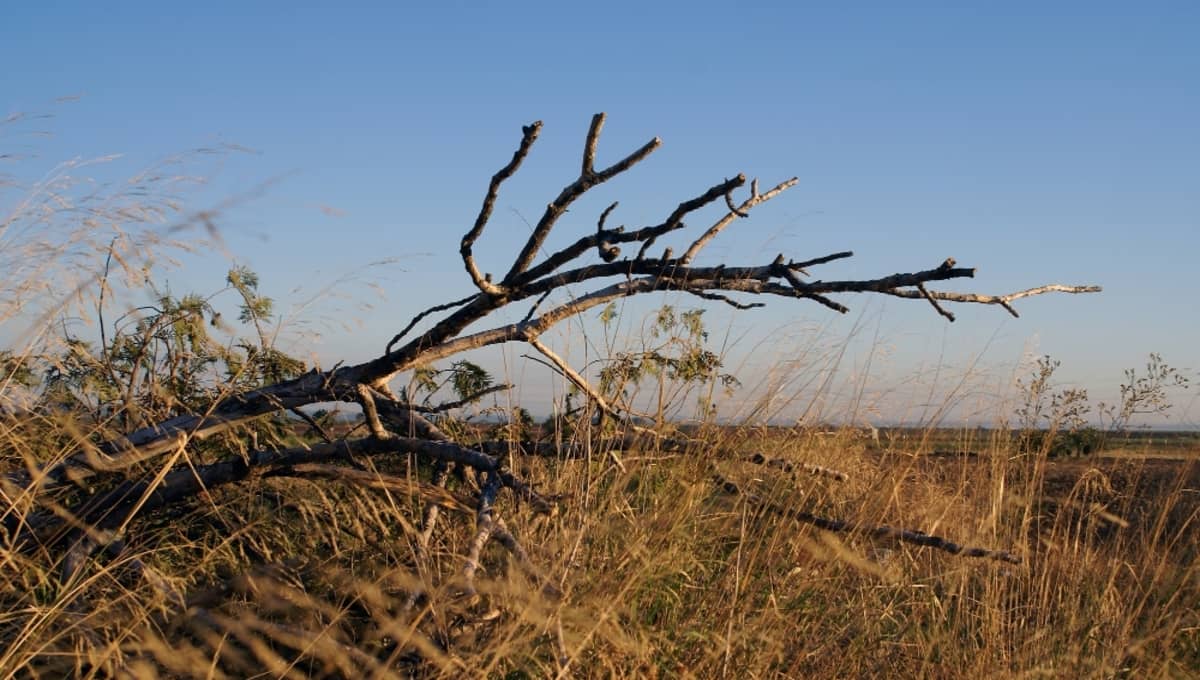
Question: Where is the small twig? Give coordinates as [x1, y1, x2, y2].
[525, 336, 634, 471]
[597, 201, 618, 230]
[420, 462, 451, 546]
[523, 337, 618, 422]
[723, 186, 749, 217]
[776, 264, 850, 313]
[790, 250, 854, 270]
[680, 177, 798, 264]
[636, 174, 747, 261]
[404, 383, 512, 414]
[916, 282, 956, 322]
[682, 288, 765, 310]
[289, 406, 333, 444]
[385, 293, 477, 355]
[880, 283, 1102, 316]
[523, 289, 555, 323]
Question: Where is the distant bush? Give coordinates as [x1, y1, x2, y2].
[1016, 354, 1189, 457]
[1022, 426, 1104, 458]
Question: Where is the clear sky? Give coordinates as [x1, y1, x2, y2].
[3, 2, 1197, 426]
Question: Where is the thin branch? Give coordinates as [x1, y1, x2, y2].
[461, 121, 543, 295]
[723, 186, 749, 218]
[372, 400, 558, 515]
[635, 174, 747, 260]
[581, 114, 604, 177]
[790, 250, 854, 270]
[503, 114, 661, 283]
[776, 264, 850, 313]
[597, 201, 619, 231]
[420, 461, 451, 548]
[289, 406, 333, 444]
[916, 282, 956, 322]
[682, 289, 765, 310]
[404, 383, 512, 413]
[385, 293, 477, 355]
[522, 289, 555, 323]
[682, 177, 798, 263]
[525, 335, 637, 470]
[492, 516, 562, 599]
[881, 283, 1103, 317]
[596, 200, 622, 263]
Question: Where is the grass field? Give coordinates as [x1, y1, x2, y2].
[1, 415, 1196, 678]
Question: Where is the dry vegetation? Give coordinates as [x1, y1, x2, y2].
[1, 114, 1196, 678]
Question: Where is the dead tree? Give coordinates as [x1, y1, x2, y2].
[4, 114, 1098, 588]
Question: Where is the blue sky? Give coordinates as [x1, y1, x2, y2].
[3, 2, 1197, 424]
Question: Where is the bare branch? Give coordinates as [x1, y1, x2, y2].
[682, 289, 765, 310]
[372, 399, 558, 514]
[917, 282, 956, 322]
[377, 259, 1091, 379]
[682, 177, 798, 263]
[522, 289, 554, 323]
[723, 186, 749, 218]
[635, 174, 747, 260]
[777, 262, 851, 313]
[503, 114, 661, 283]
[790, 250, 854, 270]
[405, 383, 512, 413]
[581, 114, 604, 176]
[463, 471, 500, 597]
[461, 121, 543, 295]
[289, 406, 333, 444]
[597, 201, 619, 230]
[595, 201, 622, 263]
[385, 293, 476, 355]
[525, 335, 621, 419]
[881, 283, 1103, 316]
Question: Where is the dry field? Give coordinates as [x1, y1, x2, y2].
[1, 418, 1196, 678]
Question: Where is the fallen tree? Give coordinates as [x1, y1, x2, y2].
[3, 113, 1099, 593]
